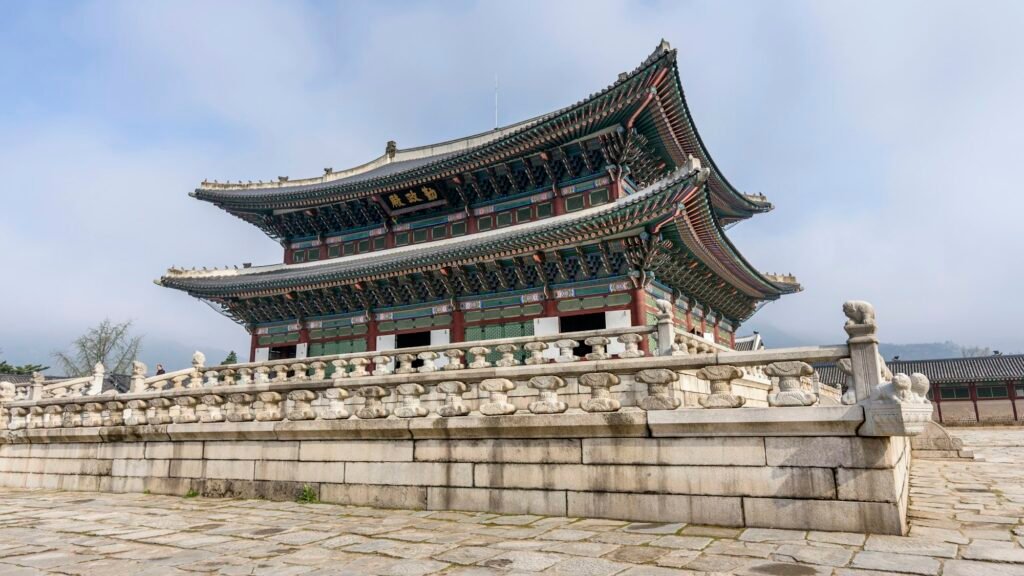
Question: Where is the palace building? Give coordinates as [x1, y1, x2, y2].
[158, 41, 800, 363]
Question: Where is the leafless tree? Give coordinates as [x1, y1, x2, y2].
[53, 319, 142, 376]
[961, 346, 992, 358]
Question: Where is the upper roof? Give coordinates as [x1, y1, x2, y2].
[160, 162, 797, 310]
[192, 41, 771, 223]
[816, 354, 1024, 386]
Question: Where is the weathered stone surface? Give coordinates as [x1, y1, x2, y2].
[299, 440, 413, 462]
[765, 436, 899, 468]
[427, 487, 567, 516]
[474, 463, 835, 498]
[851, 551, 940, 575]
[568, 492, 743, 526]
[144, 441, 203, 460]
[582, 437, 765, 466]
[744, 498, 903, 534]
[415, 439, 580, 463]
[648, 406, 864, 437]
[205, 440, 299, 460]
[345, 462, 473, 487]
[319, 483, 427, 510]
[203, 459, 255, 481]
[254, 460, 344, 483]
[836, 468, 901, 502]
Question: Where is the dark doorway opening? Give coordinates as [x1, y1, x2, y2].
[269, 345, 297, 361]
[396, 331, 431, 368]
[559, 313, 606, 357]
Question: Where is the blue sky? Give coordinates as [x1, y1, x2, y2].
[2, 0, 1023, 368]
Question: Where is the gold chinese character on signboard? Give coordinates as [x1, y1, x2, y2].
[421, 186, 438, 201]
[405, 191, 421, 203]
[388, 194, 405, 208]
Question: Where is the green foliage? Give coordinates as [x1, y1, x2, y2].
[297, 485, 319, 504]
[0, 360, 48, 375]
[184, 489, 199, 498]
[221, 351, 238, 365]
[53, 319, 142, 376]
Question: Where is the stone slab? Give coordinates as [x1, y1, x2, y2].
[647, 406, 864, 437]
[582, 437, 766, 466]
[320, 483, 427, 510]
[299, 440, 413, 462]
[568, 491, 743, 526]
[415, 439, 580, 463]
[427, 487, 567, 516]
[765, 436, 900, 468]
[744, 497, 903, 534]
[345, 462, 473, 487]
[408, 411, 648, 439]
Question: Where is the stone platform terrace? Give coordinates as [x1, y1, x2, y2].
[0, 427, 1020, 576]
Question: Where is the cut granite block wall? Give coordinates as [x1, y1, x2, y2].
[0, 409, 911, 534]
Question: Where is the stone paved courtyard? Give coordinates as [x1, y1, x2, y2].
[0, 428, 1021, 576]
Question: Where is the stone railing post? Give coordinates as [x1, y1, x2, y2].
[395, 354, 416, 375]
[638, 368, 680, 410]
[479, 378, 516, 415]
[524, 342, 547, 365]
[317, 387, 350, 420]
[62, 404, 82, 428]
[125, 399, 148, 425]
[204, 369, 220, 387]
[372, 355, 394, 377]
[655, 298, 675, 356]
[150, 398, 173, 424]
[254, 366, 271, 384]
[175, 397, 199, 423]
[236, 364, 252, 383]
[671, 333, 689, 356]
[44, 406, 63, 429]
[82, 402, 104, 427]
[330, 359, 349, 378]
[105, 401, 124, 426]
[437, 381, 469, 417]
[310, 361, 327, 381]
[29, 373, 44, 401]
[349, 357, 370, 377]
[417, 351, 439, 373]
[765, 361, 817, 407]
[9, 407, 28, 430]
[495, 344, 519, 367]
[554, 340, 579, 363]
[226, 393, 254, 422]
[584, 337, 610, 360]
[288, 360, 307, 379]
[837, 359, 856, 405]
[356, 386, 389, 419]
[220, 369, 236, 386]
[580, 372, 621, 412]
[272, 365, 289, 383]
[468, 347, 491, 369]
[444, 349, 465, 370]
[395, 383, 429, 418]
[200, 395, 226, 422]
[287, 390, 317, 420]
[88, 362, 106, 395]
[129, 361, 147, 393]
[528, 375, 568, 414]
[618, 333, 644, 358]
[697, 365, 745, 408]
[255, 391, 284, 421]
[26, 406, 42, 429]
[843, 300, 886, 402]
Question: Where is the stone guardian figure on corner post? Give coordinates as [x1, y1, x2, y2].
[843, 300, 933, 436]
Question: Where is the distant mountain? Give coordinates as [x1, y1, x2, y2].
[878, 341, 965, 362]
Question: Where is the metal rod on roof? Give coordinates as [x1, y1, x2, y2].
[494, 74, 499, 130]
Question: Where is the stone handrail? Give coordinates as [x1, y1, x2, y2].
[0, 301, 938, 437]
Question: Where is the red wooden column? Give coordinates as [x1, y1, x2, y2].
[451, 307, 465, 343]
[248, 331, 259, 362]
[970, 382, 980, 423]
[365, 312, 378, 353]
[630, 286, 650, 355]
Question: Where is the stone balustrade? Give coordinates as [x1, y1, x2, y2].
[0, 301, 935, 438]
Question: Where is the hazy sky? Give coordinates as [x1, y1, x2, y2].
[2, 0, 1023, 368]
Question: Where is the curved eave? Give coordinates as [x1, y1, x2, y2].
[193, 41, 767, 222]
[668, 185, 798, 302]
[160, 165, 708, 299]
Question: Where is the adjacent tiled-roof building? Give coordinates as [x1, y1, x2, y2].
[816, 354, 1024, 425]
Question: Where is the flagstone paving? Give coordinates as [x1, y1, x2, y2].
[0, 427, 1022, 575]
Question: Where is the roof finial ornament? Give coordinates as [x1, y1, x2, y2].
[658, 39, 672, 51]
[324, 167, 333, 175]
[386, 140, 397, 160]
